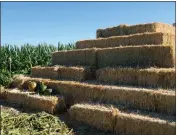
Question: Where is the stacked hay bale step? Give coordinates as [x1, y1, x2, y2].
[8, 22, 175, 135]
[96, 22, 175, 38]
[31, 65, 93, 81]
[5, 89, 66, 114]
[69, 103, 175, 135]
[14, 76, 176, 116]
[96, 67, 175, 89]
[75, 22, 175, 89]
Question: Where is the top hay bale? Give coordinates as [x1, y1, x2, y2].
[52, 48, 97, 68]
[96, 22, 175, 38]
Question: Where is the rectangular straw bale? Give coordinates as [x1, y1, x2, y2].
[97, 45, 175, 68]
[115, 112, 176, 135]
[77, 32, 175, 49]
[31, 66, 59, 79]
[103, 86, 156, 112]
[96, 67, 175, 88]
[69, 103, 118, 132]
[57, 66, 93, 81]
[154, 90, 176, 115]
[19, 76, 175, 115]
[26, 95, 66, 114]
[96, 22, 175, 38]
[52, 48, 97, 67]
[6, 89, 34, 106]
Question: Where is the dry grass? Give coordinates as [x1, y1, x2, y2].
[96, 67, 175, 88]
[15, 76, 176, 115]
[96, 22, 175, 38]
[154, 90, 176, 116]
[26, 95, 66, 114]
[69, 103, 175, 135]
[77, 32, 175, 49]
[57, 66, 93, 81]
[31, 66, 59, 79]
[31, 65, 93, 81]
[6, 89, 34, 106]
[115, 111, 175, 135]
[69, 103, 119, 132]
[52, 48, 97, 67]
[97, 45, 175, 68]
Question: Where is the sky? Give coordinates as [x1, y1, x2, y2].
[1, 1, 176, 46]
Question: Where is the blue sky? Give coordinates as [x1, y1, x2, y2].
[1, 2, 175, 46]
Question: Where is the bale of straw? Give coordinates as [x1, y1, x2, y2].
[52, 48, 97, 67]
[26, 95, 66, 114]
[57, 66, 93, 81]
[115, 112, 176, 135]
[154, 90, 176, 116]
[97, 45, 175, 68]
[69, 103, 118, 132]
[96, 67, 175, 88]
[6, 89, 34, 106]
[103, 86, 156, 112]
[18, 76, 175, 115]
[31, 66, 59, 79]
[77, 32, 175, 49]
[96, 22, 175, 38]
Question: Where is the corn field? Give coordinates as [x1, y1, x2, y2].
[0, 42, 75, 86]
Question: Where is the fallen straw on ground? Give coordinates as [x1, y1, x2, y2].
[1, 109, 73, 135]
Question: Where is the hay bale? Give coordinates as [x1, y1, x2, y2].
[26, 95, 66, 114]
[6, 89, 34, 106]
[57, 66, 93, 81]
[115, 112, 176, 135]
[97, 45, 175, 68]
[96, 67, 175, 88]
[96, 22, 175, 38]
[69, 103, 118, 132]
[18, 76, 175, 115]
[31, 66, 59, 79]
[52, 48, 97, 67]
[103, 86, 156, 112]
[77, 32, 175, 49]
[154, 90, 176, 115]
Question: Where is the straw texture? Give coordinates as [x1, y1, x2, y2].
[31, 66, 59, 79]
[26, 95, 66, 114]
[52, 48, 97, 67]
[77, 32, 175, 49]
[96, 67, 175, 88]
[115, 112, 175, 135]
[96, 22, 175, 38]
[57, 66, 93, 81]
[97, 45, 175, 68]
[6, 89, 34, 106]
[69, 103, 175, 135]
[17, 76, 175, 115]
[69, 103, 118, 132]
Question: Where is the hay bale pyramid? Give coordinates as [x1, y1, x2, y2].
[7, 22, 176, 135]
